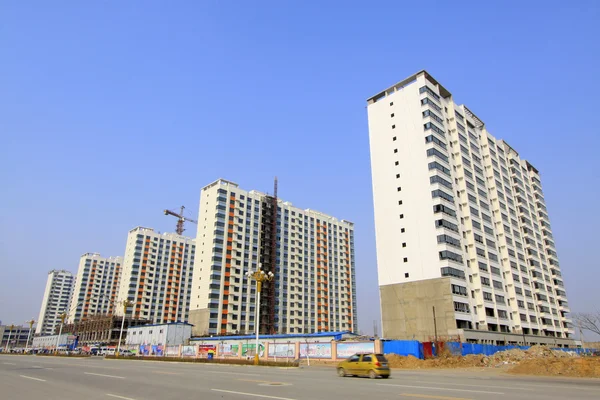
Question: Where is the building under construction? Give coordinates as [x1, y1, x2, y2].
[59, 315, 149, 346]
[188, 178, 357, 336]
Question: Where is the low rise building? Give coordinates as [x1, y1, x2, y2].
[1, 324, 33, 349]
[61, 315, 149, 346]
[126, 322, 192, 347]
[31, 334, 71, 350]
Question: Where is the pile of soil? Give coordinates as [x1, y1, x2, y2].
[509, 357, 600, 378]
[385, 345, 600, 378]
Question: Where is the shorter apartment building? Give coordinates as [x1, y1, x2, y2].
[69, 253, 123, 323]
[36, 269, 74, 336]
[116, 227, 196, 324]
[126, 322, 192, 346]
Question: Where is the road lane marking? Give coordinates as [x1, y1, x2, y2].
[107, 395, 137, 400]
[377, 384, 503, 395]
[152, 370, 181, 375]
[400, 394, 472, 400]
[204, 370, 260, 376]
[413, 380, 534, 391]
[211, 389, 297, 400]
[84, 372, 125, 379]
[19, 375, 46, 382]
[3, 362, 16, 365]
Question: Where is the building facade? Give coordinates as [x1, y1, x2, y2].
[36, 269, 74, 335]
[188, 179, 357, 336]
[68, 253, 123, 323]
[61, 315, 149, 346]
[367, 70, 573, 345]
[1, 324, 33, 349]
[126, 322, 192, 346]
[115, 227, 196, 324]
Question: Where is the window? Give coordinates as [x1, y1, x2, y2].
[394, 149, 398, 153]
[396, 174, 400, 178]
[439, 250, 463, 263]
[428, 161, 451, 177]
[483, 292, 493, 301]
[397, 187, 402, 192]
[425, 134, 447, 149]
[454, 302, 470, 313]
[392, 125, 396, 129]
[362, 355, 372, 362]
[399, 214, 404, 219]
[430, 175, 453, 189]
[404, 273, 409, 278]
[402, 243, 406, 248]
[432, 189, 454, 203]
[393, 136, 397, 141]
[426, 148, 449, 163]
[401, 228, 405, 233]
[403, 257, 408, 262]
[433, 204, 456, 217]
[390, 113, 394, 118]
[435, 219, 459, 232]
[451, 284, 467, 296]
[441, 267, 465, 280]
[437, 234, 461, 248]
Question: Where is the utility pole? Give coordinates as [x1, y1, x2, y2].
[25, 319, 35, 351]
[432, 306, 438, 344]
[373, 320, 378, 338]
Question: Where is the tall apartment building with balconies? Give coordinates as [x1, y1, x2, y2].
[115, 227, 196, 324]
[36, 270, 74, 335]
[68, 253, 123, 323]
[367, 70, 573, 345]
[188, 179, 357, 336]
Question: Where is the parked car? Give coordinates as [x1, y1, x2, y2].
[337, 353, 390, 379]
[118, 350, 135, 357]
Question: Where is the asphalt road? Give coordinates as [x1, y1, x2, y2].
[1, 354, 599, 400]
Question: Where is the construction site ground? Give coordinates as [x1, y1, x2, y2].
[302, 345, 600, 378]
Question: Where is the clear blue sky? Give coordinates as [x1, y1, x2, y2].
[1, 1, 599, 338]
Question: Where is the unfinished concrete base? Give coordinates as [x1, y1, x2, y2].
[380, 277, 456, 341]
[188, 308, 210, 336]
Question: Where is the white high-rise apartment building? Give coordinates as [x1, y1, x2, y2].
[188, 179, 357, 336]
[36, 270, 74, 335]
[116, 227, 196, 324]
[69, 253, 123, 323]
[367, 70, 573, 345]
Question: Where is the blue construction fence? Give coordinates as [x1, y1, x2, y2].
[382, 340, 592, 360]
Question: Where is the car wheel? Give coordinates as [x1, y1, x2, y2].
[337, 368, 346, 377]
[369, 370, 377, 379]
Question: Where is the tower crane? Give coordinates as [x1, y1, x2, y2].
[164, 206, 197, 235]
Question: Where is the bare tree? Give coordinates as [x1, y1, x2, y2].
[573, 312, 600, 337]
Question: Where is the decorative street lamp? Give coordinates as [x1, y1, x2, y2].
[25, 319, 35, 352]
[4, 324, 15, 352]
[245, 265, 274, 365]
[116, 299, 133, 357]
[55, 314, 67, 354]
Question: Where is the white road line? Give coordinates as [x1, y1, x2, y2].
[3, 362, 16, 365]
[376, 384, 503, 395]
[84, 372, 125, 379]
[413, 380, 534, 391]
[19, 375, 47, 382]
[106, 394, 137, 400]
[211, 389, 297, 400]
[203, 370, 260, 376]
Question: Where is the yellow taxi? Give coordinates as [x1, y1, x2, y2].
[337, 353, 390, 379]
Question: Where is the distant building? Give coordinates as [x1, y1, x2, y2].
[1, 324, 33, 349]
[126, 322, 192, 347]
[115, 227, 196, 324]
[36, 269, 74, 336]
[69, 253, 123, 323]
[188, 179, 357, 336]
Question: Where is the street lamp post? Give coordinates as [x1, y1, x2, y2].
[25, 319, 35, 352]
[55, 314, 67, 354]
[4, 324, 15, 352]
[246, 266, 274, 365]
[116, 300, 133, 357]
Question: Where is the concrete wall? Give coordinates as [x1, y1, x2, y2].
[380, 277, 456, 341]
[188, 309, 210, 336]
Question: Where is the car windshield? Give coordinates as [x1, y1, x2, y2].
[375, 354, 387, 362]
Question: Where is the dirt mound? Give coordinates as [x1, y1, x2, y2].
[509, 357, 600, 378]
[385, 345, 593, 377]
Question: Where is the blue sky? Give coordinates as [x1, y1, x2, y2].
[1, 1, 599, 339]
